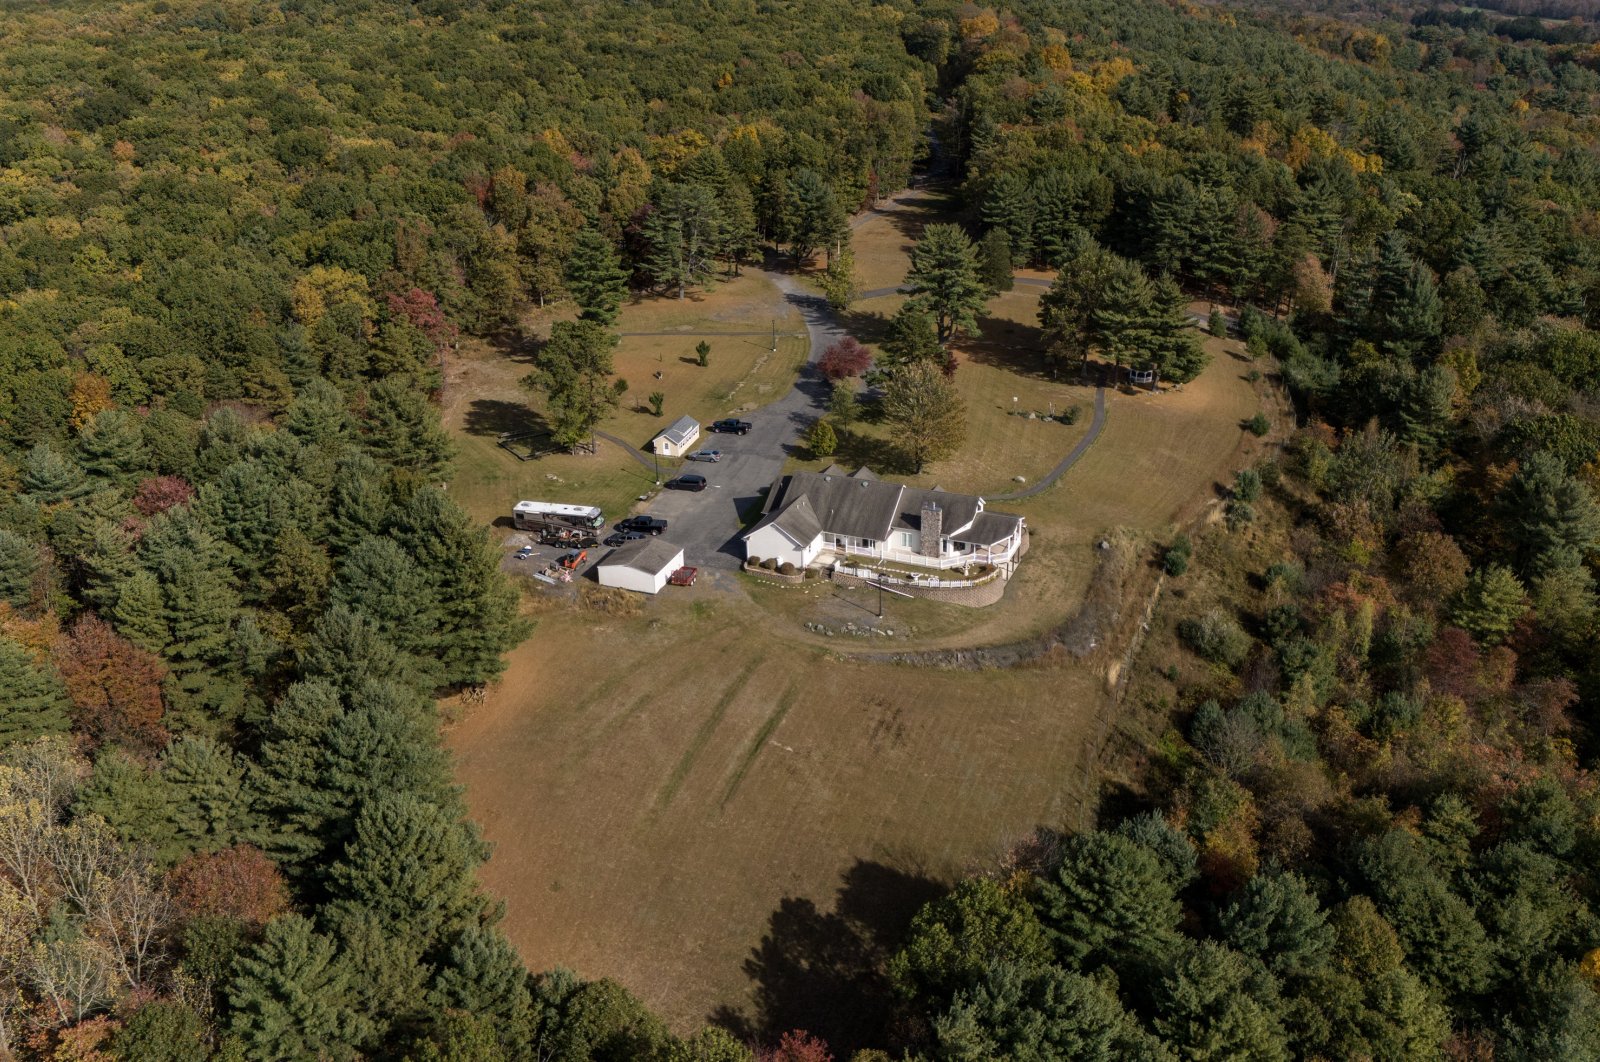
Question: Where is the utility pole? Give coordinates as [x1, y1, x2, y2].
[771, 319, 778, 353]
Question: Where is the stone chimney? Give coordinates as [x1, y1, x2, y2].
[920, 500, 942, 558]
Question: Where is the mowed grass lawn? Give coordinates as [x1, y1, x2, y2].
[448, 597, 1107, 1044]
[441, 272, 805, 527]
[797, 289, 1094, 498]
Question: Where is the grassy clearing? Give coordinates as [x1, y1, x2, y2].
[849, 191, 951, 292]
[449, 602, 1108, 1039]
[440, 271, 806, 527]
[444, 193, 1274, 1043]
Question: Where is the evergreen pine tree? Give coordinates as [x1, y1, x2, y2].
[252, 679, 346, 866]
[331, 536, 443, 680]
[20, 443, 91, 504]
[978, 229, 1014, 294]
[430, 924, 536, 1054]
[163, 735, 260, 857]
[359, 378, 454, 483]
[904, 224, 989, 343]
[80, 520, 138, 613]
[327, 453, 391, 556]
[75, 747, 181, 861]
[74, 409, 150, 489]
[227, 915, 372, 1060]
[883, 305, 945, 367]
[282, 378, 352, 448]
[933, 961, 1164, 1062]
[566, 228, 630, 325]
[783, 169, 845, 266]
[324, 794, 487, 948]
[139, 509, 241, 674]
[112, 569, 172, 654]
[388, 489, 525, 686]
[333, 909, 433, 1040]
[1035, 831, 1181, 971]
[1151, 941, 1290, 1061]
[643, 183, 723, 299]
[0, 637, 71, 747]
[0, 528, 39, 607]
[981, 172, 1035, 265]
[298, 605, 412, 693]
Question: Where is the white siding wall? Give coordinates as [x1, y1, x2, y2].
[597, 549, 683, 595]
[744, 525, 819, 568]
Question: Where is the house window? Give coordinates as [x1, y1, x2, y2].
[898, 531, 915, 549]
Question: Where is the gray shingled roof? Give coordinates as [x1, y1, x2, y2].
[961, 510, 1024, 546]
[599, 536, 684, 574]
[744, 494, 823, 545]
[655, 415, 699, 446]
[897, 487, 981, 538]
[772, 471, 905, 541]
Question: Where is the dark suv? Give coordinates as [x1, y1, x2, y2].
[617, 515, 669, 535]
[667, 473, 707, 492]
[603, 530, 648, 547]
[710, 418, 752, 435]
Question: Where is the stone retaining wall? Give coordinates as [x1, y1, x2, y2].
[830, 569, 1009, 608]
[742, 562, 808, 585]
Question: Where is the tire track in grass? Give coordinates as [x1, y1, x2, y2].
[719, 683, 799, 810]
[652, 654, 766, 813]
[563, 688, 657, 769]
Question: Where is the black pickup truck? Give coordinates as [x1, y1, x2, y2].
[709, 418, 752, 435]
[617, 515, 669, 535]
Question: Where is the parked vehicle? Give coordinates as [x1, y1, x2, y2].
[512, 500, 605, 532]
[604, 530, 648, 547]
[687, 449, 723, 462]
[668, 566, 698, 586]
[617, 515, 669, 535]
[514, 545, 536, 560]
[709, 418, 752, 435]
[539, 527, 597, 547]
[667, 474, 707, 492]
[557, 549, 588, 570]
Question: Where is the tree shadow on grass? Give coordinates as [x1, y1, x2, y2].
[711, 859, 945, 1055]
[958, 308, 1052, 379]
[462, 399, 549, 438]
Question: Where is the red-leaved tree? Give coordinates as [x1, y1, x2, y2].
[131, 476, 195, 518]
[167, 845, 290, 927]
[53, 614, 167, 753]
[386, 286, 460, 356]
[818, 337, 872, 381]
[758, 1031, 833, 1062]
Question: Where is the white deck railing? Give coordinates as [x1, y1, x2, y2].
[829, 536, 1020, 570]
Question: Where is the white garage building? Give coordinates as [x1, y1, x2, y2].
[596, 537, 685, 595]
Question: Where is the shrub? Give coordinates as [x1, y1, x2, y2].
[1060, 404, 1081, 425]
[1224, 499, 1255, 530]
[1163, 535, 1193, 577]
[1233, 469, 1262, 502]
[806, 418, 837, 458]
[1263, 562, 1304, 594]
[1179, 608, 1252, 669]
[803, 568, 818, 580]
[695, 340, 710, 366]
[1245, 368, 1262, 383]
[1209, 307, 1228, 337]
[779, 562, 796, 576]
[1257, 460, 1281, 489]
[761, 558, 778, 571]
[1246, 412, 1270, 436]
[747, 556, 762, 568]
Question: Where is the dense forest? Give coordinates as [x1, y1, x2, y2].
[2, 0, 1600, 1057]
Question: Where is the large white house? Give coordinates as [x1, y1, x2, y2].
[743, 466, 1025, 572]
